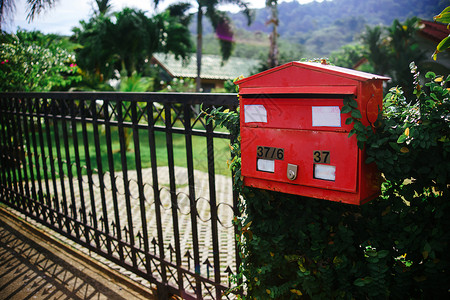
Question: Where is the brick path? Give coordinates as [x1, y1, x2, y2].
[29, 166, 236, 287]
[0, 207, 155, 300]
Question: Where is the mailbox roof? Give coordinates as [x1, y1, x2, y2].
[236, 61, 390, 95]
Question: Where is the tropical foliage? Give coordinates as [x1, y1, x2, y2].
[0, 0, 58, 29]
[155, 0, 252, 91]
[330, 17, 425, 97]
[0, 30, 81, 91]
[72, 6, 192, 82]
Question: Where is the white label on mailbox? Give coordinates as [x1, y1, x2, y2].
[245, 105, 267, 123]
[312, 106, 341, 127]
[314, 164, 336, 181]
[257, 159, 275, 173]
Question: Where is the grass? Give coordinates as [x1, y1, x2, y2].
[23, 120, 232, 181]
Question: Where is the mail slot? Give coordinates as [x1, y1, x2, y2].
[236, 62, 390, 205]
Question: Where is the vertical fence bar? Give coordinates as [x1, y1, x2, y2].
[164, 103, 184, 293]
[80, 99, 99, 247]
[0, 99, 13, 200]
[0, 97, 6, 194]
[36, 99, 52, 214]
[6, 100, 19, 200]
[131, 101, 151, 274]
[15, 97, 30, 207]
[44, 98, 61, 228]
[117, 100, 137, 267]
[184, 103, 202, 298]
[28, 97, 45, 216]
[21, 97, 38, 214]
[104, 100, 124, 261]
[52, 98, 70, 232]
[11, 98, 25, 205]
[69, 99, 85, 240]
[92, 99, 111, 254]
[205, 118, 222, 299]
[7, 101, 19, 207]
[60, 98, 78, 234]
[147, 101, 168, 298]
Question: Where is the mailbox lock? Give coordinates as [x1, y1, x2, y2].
[287, 164, 298, 180]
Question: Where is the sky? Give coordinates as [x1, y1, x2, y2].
[5, 0, 323, 35]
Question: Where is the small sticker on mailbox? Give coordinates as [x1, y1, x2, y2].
[312, 106, 341, 127]
[257, 159, 275, 173]
[244, 105, 267, 123]
[314, 164, 336, 181]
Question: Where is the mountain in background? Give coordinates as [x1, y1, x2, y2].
[199, 0, 447, 58]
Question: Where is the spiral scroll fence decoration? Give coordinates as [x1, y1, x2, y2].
[0, 92, 240, 299]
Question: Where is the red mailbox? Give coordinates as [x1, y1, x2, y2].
[236, 62, 390, 205]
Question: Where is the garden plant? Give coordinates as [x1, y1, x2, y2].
[205, 63, 450, 299]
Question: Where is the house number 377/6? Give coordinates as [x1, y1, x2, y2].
[313, 150, 331, 164]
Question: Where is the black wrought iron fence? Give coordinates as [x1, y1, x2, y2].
[0, 92, 240, 299]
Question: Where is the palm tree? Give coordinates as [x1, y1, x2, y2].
[72, 6, 192, 81]
[94, 0, 112, 16]
[0, 0, 58, 30]
[266, 0, 278, 69]
[154, 0, 253, 92]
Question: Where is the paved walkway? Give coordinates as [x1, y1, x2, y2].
[0, 206, 155, 300]
[4, 165, 237, 298]
[30, 165, 236, 286]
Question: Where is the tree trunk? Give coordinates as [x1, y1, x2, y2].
[196, 5, 203, 92]
[268, 2, 279, 69]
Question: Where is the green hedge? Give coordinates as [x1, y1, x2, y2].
[206, 65, 450, 299]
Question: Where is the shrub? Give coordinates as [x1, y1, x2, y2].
[206, 64, 450, 299]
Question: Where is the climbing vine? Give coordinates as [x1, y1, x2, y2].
[204, 64, 450, 299]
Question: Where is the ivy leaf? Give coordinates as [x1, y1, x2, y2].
[351, 110, 362, 119]
[354, 121, 366, 132]
[348, 129, 356, 138]
[349, 98, 358, 108]
[365, 156, 375, 164]
[357, 134, 367, 142]
[341, 105, 352, 114]
[354, 277, 373, 287]
[345, 118, 354, 125]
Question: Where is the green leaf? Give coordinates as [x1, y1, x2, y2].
[377, 250, 389, 259]
[354, 277, 373, 287]
[357, 134, 368, 142]
[434, 6, 450, 23]
[365, 156, 375, 164]
[354, 121, 366, 132]
[348, 129, 356, 138]
[349, 99, 358, 108]
[357, 141, 365, 150]
[345, 118, 354, 125]
[436, 35, 450, 53]
[341, 105, 352, 114]
[351, 110, 362, 119]
[425, 72, 436, 79]
[397, 134, 407, 144]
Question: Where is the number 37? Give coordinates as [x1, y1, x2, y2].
[313, 150, 330, 164]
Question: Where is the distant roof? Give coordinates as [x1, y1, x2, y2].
[152, 53, 260, 81]
[419, 20, 450, 43]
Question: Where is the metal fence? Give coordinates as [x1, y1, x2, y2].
[0, 92, 240, 299]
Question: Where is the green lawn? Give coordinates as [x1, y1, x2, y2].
[25, 121, 232, 180]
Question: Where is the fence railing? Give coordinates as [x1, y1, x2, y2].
[0, 92, 240, 299]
